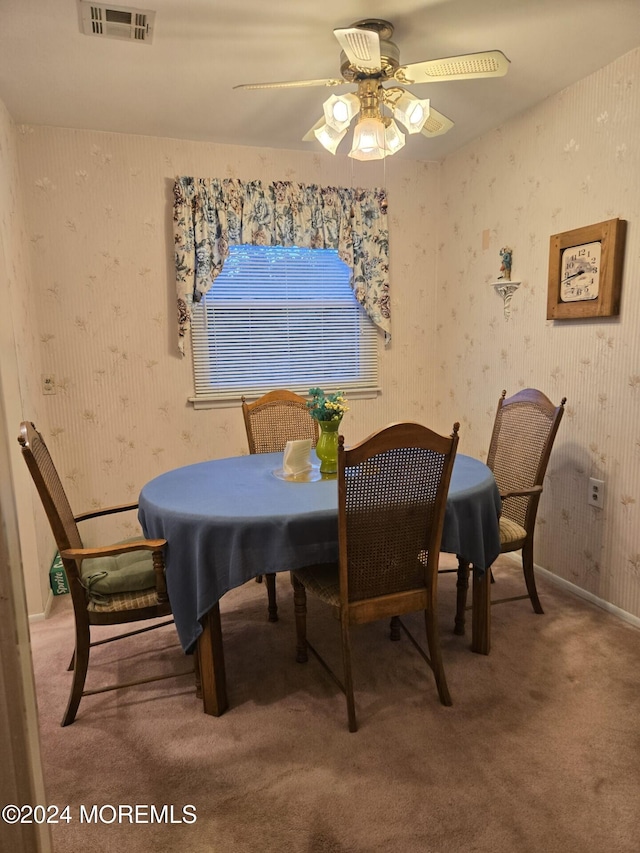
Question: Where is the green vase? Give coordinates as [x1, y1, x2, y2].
[315, 419, 341, 475]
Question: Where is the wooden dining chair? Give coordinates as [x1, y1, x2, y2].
[18, 421, 192, 726]
[291, 421, 459, 732]
[454, 388, 566, 629]
[241, 389, 319, 622]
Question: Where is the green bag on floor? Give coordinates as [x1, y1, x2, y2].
[49, 552, 70, 596]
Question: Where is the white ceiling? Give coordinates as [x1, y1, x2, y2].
[1, 0, 639, 162]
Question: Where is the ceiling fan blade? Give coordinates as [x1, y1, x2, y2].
[421, 107, 454, 137]
[234, 78, 343, 91]
[302, 118, 324, 142]
[396, 50, 510, 84]
[333, 26, 382, 71]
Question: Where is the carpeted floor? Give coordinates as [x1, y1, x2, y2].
[28, 556, 640, 853]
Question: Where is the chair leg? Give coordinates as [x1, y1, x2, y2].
[424, 609, 452, 707]
[265, 572, 278, 622]
[339, 617, 357, 733]
[193, 646, 202, 699]
[454, 558, 470, 635]
[522, 540, 544, 614]
[389, 615, 401, 641]
[62, 621, 90, 727]
[292, 575, 308, 663]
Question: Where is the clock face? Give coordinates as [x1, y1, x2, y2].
[560, 241, 601, 302]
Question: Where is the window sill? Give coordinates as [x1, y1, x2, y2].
[189, 388, 381, 410]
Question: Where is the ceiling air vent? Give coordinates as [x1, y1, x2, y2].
[78, 2, 155, 43]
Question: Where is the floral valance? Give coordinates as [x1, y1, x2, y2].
[173, 177, 390, 354]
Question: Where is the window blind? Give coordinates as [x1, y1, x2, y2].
[191, 245, 379, 402]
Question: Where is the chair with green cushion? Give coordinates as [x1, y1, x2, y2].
[18, 421, 192, 726]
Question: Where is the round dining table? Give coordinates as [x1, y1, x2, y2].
[138, 451, 501, 715]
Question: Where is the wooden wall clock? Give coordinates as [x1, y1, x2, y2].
[547, 218, 626, 319]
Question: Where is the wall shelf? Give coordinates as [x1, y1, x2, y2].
[491, 280, 521, 319]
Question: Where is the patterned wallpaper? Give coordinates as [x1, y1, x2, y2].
[12, 127, 441, 612]
[437, 47, 640, 621]
[3, 45, 640, 622]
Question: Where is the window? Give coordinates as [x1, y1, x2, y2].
[190, 245, 379, 404]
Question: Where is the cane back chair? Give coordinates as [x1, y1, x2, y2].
[241, 389, 319, 622]
[455, 389, 566, 629]
[292, 421, 459, 732]
[18, 421, 191, 726]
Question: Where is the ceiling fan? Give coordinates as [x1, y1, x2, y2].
[234, 19, 510, 160]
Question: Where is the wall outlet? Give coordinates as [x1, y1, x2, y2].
[588, 477, 605, 509]
[42, 374, 56, 395]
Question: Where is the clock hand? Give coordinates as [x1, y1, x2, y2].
[561, 269, 585, 284]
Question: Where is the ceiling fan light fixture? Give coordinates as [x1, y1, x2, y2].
[348, 116, 387, 161]
[237, 20, 509, 159]
[322, 93, 360, 131]
[392, 92, 430, 134]
[314, 122, 348, 154]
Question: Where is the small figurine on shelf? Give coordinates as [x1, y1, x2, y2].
[498, 246, 513, 281]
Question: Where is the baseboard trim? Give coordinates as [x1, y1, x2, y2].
[502, 552, 640, 630]
[28, 590, 53, 624]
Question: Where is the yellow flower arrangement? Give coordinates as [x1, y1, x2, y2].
[307, 387, 349, 422]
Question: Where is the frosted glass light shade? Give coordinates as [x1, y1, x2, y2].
[322, 93, 360, 131]
[349, 117, 387, 161]
[393, 92, 430, 134]
[314, 123, 348, 154]
[384, 120, 405, 155]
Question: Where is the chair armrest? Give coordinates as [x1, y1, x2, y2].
[500, 485, 543, 500]
[60, 539, 167, 561]
[74, 502, 139, 522]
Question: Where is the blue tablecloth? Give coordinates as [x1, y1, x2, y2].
[138, 452, 501, 653]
